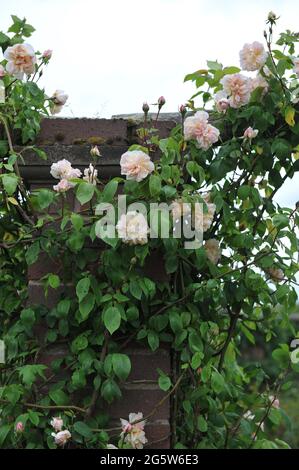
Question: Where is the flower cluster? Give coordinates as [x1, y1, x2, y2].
[50, 159, 82, 192]
[50, 417, 71, 447]
[184, 111, 220, 150]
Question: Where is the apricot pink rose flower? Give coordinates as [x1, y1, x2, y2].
[239, 41, 267, 71]
[214, 91, 230, 113]
[4, 43, 36, 79]
[120, 150, 154, 182]
[184, 111, 220, 150]
[220, 73, 251, 109]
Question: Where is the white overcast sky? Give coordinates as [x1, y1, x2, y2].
[1, 0, 299, 206]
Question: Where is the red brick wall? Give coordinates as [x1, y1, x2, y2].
[22, 117, 177, 449]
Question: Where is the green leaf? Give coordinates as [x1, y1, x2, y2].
[25, 241, 40, 265]
[211, 370, 225, 394]
[158, 375, 172, 391]
[19, 365, 46, 387]
[285, 106, 295, 127]
[101, 378, 122, 404]
[74, 421, 93, 438]
[76, 182, 95, 204]
[197, 416, 208, 432]
[48, 274, 60, 289]
[76, 277, 90, 302]
[49, 389, 69, 405]
[20, 308, 35, 329]
[79, 292, 95, 321]
[112, 353, 131, 381]
[103, 306, 121, 335]
[0, 424, 11, 447]
[149, 175, 161, 197]
[36, 189, 54, 209]
[2, 173, 18, 195]
[148, 330, 159, 351]
[101, 179, 118, 202]
[71, 213, 84, 231]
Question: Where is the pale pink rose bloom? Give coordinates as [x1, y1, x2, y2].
[243, 127, 259, 140]
[120, 150, 154, 182]
[249, 74, 269, 94]
[0, 64, 5, 77]
[184, 111, 220, 150]
[239, 41, 268, 71]
[268, 267, 284, 282]
[50, 90, 68, 115]
[52, 430, 71, 446]
[15, 421, 24, 433]
[171, 199, 191, 220]
[50, 159, 81, 182]
[50, 417, 63, 432]
[214, 91, 230, 113]
[220, 73, 251, 109]
[42, 49, 53, 59]
[293, 58, 299, 78]
[116, 211, 148, 245]
[205, 239, 221, 264]
[50, 159, 73, 179]
[4, 43, 36, 79]
[53, 179, 73, 192]
[120, 412, 147, 449]
[269, 395, 280, 409]
[83, 164, 98, 185]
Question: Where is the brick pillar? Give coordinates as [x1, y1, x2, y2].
[21, 117, 176, 449]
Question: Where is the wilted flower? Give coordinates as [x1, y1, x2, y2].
[267, 11, 278, 23]
[205, 239, 221, 264]
[52, 430, 71, 446]
[220, 73, 251, 108]
[268, 267, 284, 282]
[120, 412, 147, 449]
[90, 145, 101, 158]
[50, 159, 81, 180]
[116, 211, 148, 245]
[239, 42, 267, 71]
[42, 49, 53, 59]
[15, 421, 24, 433]
[184, 111, 220, 150]
[4, 43, 36, 79]
[0, 64, 5, 77]
[269, 395, 280, 409]
[50, 417, 63, 432]
[120, 150, 154, 182]
[243, 127, 259, 140]
[214, 90, 230, 113]
[50, 90, 68, 114]
[83, 163, 98, 185]
[293, 58, 299, 78]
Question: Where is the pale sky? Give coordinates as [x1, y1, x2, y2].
[1, 0, 299, 206]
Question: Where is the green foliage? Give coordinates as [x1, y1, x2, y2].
[1, 13, 299, 451]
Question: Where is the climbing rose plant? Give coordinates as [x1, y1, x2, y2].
[0, 12, 299, 449]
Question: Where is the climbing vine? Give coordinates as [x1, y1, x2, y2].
[1, 12, 299, 449]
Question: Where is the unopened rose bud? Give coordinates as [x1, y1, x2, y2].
[142, 102, 149, 114]
[42, 49, 53, 59]
[90, 145, 101, 158]
[179, 104, 187, 116]
[158, 96, 166, 109]
[15, 422, 24, 433]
